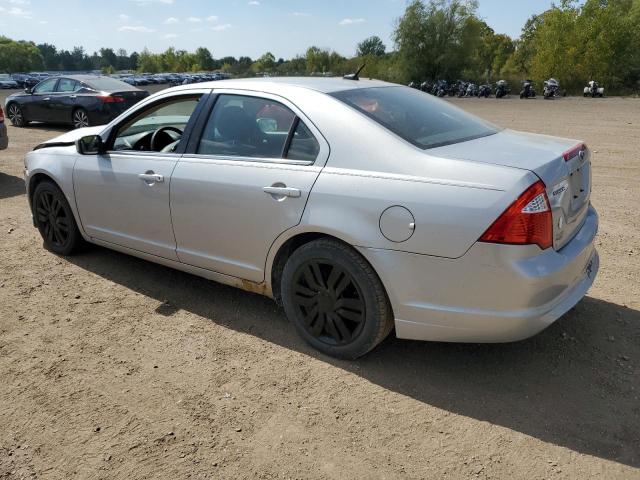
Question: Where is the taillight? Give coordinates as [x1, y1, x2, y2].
[479, 180, 553, 250]
[0, 105, 4, 122]
[562, 143, 586, 162]
[97, 95, 125, 103]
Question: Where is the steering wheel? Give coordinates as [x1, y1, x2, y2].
[150, 126, 183, 152]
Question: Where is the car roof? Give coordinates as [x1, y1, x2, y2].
[171, 76, 396, 94]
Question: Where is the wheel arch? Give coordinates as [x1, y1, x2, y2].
[267, 229, 389, 307]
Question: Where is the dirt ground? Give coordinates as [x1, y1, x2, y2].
[0, 89, 638, 480]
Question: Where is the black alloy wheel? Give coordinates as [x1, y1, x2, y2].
[291, 259, 366, 346]
[281, 239, 394, 359]
[33, 181, 82, 255]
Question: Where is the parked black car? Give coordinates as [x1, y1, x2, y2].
[11, 73, 39, 89]
[4, 75, 149, 129]
[0, 105, 8, 150]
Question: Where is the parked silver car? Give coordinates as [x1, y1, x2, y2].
[23, 78, 599, 358]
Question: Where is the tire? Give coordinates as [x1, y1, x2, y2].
[6, 103, 26, 127]
[281, 239, 394, 359]
[32, 181, 83, 256]
[72, 108, 90, 129]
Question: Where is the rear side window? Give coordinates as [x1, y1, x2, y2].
[331, 86, 499, 149]
[57, 78, 78, 92]
[197, 94, 321, 163]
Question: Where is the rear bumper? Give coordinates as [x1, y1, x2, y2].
[358, 206, 599, 343]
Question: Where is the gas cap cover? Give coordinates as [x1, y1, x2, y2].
[379, 206, 416, 243]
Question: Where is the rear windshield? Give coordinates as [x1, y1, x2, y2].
[85, 76, 135, 91]
[331, 86, 499, 149]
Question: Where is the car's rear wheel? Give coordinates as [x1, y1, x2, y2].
[72, 108, 90, 129]
[7, 103, 26, 127]
[281, 239, 394, 359]
[33, 181, 83, 256]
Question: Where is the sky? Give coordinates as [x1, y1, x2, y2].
[0, 0, 560, 59]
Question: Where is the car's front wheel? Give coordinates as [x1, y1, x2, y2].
[33, 181, 83, 256]
[7, 103, 26, 127]
[281, 239, 394, 359]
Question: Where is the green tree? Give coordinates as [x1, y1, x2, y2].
[194, 47, 215, 70]
[357, 36, 386, 57]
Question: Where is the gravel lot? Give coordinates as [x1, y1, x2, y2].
[1, 87, 639, 479]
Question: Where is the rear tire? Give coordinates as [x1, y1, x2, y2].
[72, 108, 90, 129]
[33, 181, 83, 256]
[281, 239, 394, 359]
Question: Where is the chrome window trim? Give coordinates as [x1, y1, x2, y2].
[180, 153, 314, 167]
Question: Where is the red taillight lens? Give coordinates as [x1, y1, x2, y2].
[562, 143, 586, 162]
[479, 180, 553, 250]
[0, 106, 4, 122]
[97, 95, 125, 103]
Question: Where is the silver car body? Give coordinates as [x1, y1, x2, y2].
[23, 78, 599, 343]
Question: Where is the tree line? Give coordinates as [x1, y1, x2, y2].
[1, 0, 639, 93]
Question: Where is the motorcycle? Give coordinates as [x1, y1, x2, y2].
[456, 81, 468, 98]
[420, 81, 432, 93]
[465, 83, 479, 97]
[520, 79, 536, 99]
[543, 78, 560, 99]
[495, 80, 509, 98]
[478, 84, 492, 98]
[584, 80, 604, 98]
[432, 80, 449, 97]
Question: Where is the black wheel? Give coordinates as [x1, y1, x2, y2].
[281, 239, 394, 359]
[33, 181, 83, 255]
[7, 103, 26, 127]
[72, 108, 90, 129]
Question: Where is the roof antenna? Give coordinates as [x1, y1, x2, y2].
[344, 63, 366, 81]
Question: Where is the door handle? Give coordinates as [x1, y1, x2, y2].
[69, 95, 77, 99]
[263, 186, 301, 198]
[43, 97, 51, 101]
[138, 173, 164, 184]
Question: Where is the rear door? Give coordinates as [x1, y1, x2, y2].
[170, 91, 329, 282]
[49, 77, 78, 123]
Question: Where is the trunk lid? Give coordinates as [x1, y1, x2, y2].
[113, 90, 149, 109]
[429, 129, 592, 250]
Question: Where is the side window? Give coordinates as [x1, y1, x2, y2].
[57, 79, 78, 93]
[111, 95, 201, 153]
[34, 78, 58, 94]
[286, 121, 320, 162]
[198, 94, 295, 158]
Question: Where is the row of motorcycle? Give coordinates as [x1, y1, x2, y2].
[409, 79, 605, 99]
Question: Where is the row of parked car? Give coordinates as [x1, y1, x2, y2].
[0, 71, 231, 90]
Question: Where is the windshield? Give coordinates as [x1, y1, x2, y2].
[331, 86, 500, 149]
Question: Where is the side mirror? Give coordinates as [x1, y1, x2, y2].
[24, 87, 32, 94]
[76, 135, 105, 155]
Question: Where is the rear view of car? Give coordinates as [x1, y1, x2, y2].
[0, 105, 8, 150]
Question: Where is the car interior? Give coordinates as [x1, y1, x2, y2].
[112, 96, 201, 153]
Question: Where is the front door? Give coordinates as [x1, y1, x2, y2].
[170, 92, 328, 282]
[28, 78, 58, 122]
[74, 93, 206, 260]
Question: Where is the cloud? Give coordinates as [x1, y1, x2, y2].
[339, 18, 366, 26]
[164, 33, 179, 39]
[7, 0, 30, 4]
[248, 0, 260, 5]
[211, 23, 231, 31]
[118, 25, 155, 33]
[118, 13, 130, 22]
[187, 16, 202, 23]
[292, 12, 310, 17]
[7, 6, 32, 18]
[205, 15, 218, 22]
[163, 16, 178, 24]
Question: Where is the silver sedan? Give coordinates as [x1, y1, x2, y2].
[23, 78, 599, 359]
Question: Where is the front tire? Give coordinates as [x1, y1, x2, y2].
[281, 239, 394, 359]
[72, 108, 90, 129]
[33, 181, 83, 256]
[7, 103, 26, 127]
